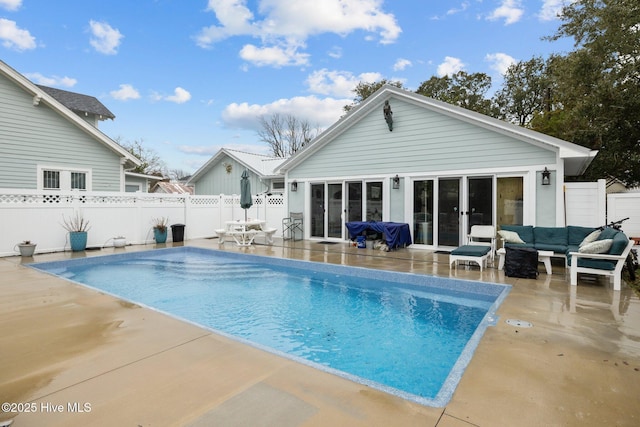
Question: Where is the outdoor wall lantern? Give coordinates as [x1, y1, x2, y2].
[541, 167, 551, 186]
[291, 180, 298, 192]
[392, 175, 400, 189]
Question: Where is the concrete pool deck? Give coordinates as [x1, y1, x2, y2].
[1, 238, 639, 426]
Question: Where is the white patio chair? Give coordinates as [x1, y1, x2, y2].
[467, 225, 497, 265]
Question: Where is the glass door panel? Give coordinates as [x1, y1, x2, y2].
[438, 178, 460, 247]
[497, 177, 523, 226]
[346, 182, 362, 223]
[366, 182, 383, 221]
[413, 180, 433, 245]
[311, 183, 325, 237]
[327, 183, 342, 238]
[467, 177, 493, 233]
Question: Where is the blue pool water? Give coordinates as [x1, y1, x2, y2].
[30, 247, 510, 407]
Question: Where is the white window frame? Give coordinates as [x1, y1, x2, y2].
[37, 165, 92, 191]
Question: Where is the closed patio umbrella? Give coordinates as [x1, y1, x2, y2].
[240, 169, 252, 221]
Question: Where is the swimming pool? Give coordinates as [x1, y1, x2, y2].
[30, 247, 510, 407]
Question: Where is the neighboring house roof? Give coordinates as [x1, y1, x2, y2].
[125, 171, 164, 181]
[278, 85, 598, 177]
[36, 85, 115, 120]
[188, 148, 287, 184]
[151, 181, 194, 194]
[0, 60, 140, 168]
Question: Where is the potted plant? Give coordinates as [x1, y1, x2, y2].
[113, 236, 127, 248]
[15, 240, 37, 257]
[152, 217, 169, 243]
[62, 212, 91, 251]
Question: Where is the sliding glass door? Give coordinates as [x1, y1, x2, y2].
[413, 180, 433, 245]
[438, 178, 460, 247]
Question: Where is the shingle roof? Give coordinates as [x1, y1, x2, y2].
[36, 85, 115, 120]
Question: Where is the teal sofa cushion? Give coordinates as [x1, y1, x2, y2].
[501, 225, 534, 244]
[567, 257, 616, 270]
[610, 231, 630, 255]
[533, 227, 568, 246]
[597, 227, 618, 241]
[568, 226, 598, 246]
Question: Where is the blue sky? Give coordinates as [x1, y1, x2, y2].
[1, 0, 574, 174]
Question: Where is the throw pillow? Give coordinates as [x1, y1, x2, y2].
[578, 239, 613, 254]
[498, 230, 525, 244]
[579, 230, 601, 248]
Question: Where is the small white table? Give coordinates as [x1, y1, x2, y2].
[497, 248, 553, 275]
[225, 220, 266, 246]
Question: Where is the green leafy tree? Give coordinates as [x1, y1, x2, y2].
[416, 71, 495, 116]
[542, 0, 640, 184]
[343, 79, 405, 112]
[493, 57, 554, 126]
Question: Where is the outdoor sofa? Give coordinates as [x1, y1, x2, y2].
[499, 225, 634, 290]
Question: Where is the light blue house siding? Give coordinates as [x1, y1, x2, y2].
[0, 74, 123, 191]
[279, 85, 597, 246]
[288, 97, 556, 179]
[192, 154, 267, 196]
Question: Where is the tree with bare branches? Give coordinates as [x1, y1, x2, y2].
[257, 113, 320, 157]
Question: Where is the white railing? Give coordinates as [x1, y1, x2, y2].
[0, 190, 286, 257]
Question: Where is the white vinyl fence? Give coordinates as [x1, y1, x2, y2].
[0, 190, 285, 257]
[564, 180, 607, 227]
[607, 192, 640, 238]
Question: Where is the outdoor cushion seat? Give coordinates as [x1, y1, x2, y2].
[449, 245, 491, 272]
[534, 243, 568, 253]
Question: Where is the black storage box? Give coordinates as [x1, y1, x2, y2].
[505, 247, 538, 279]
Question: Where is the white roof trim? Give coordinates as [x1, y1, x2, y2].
[0, 60, 140, 167]
[278, 85, 597, 175]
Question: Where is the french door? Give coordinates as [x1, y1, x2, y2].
[432, 176, 494, 248]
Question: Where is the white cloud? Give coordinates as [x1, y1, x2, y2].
[239, 43, 310, 67]
[447, 2, 470, 16]
[110, 84, 140, 101]
[306, 69, 383, 97]
[196, 0, 401, 67]
[165, 87, 192, 104]
[486, 0, 524, 25]
[437, 56, 465, 77]
[538, 0, 573, 22]
[485, 52, 517, 75]
[222, 95, 349, 131]
[0, 18, 36, 50]
[327, 46, 342, 59]
[25, 73, 77, 87]
[393, 58, 412, 71]
[0, 0, 21, 11]
[88, 20, 123, 55]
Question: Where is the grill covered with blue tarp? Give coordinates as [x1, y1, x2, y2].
[345, 221, 412, 249]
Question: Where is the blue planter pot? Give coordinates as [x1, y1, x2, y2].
[153, 228, 167, 243]
[69, 231, 88, 251]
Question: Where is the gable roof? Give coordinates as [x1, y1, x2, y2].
[0, 60, 139, 167]
[188, 148, 287, 184]
[37, 85, 115, 120]
[278, 85, 598, 176]
[151, 181, 194, 194]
